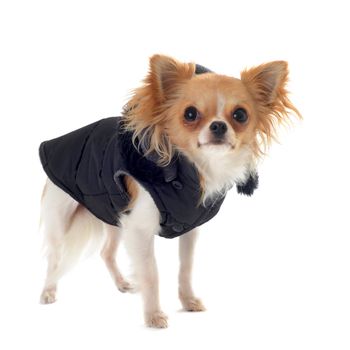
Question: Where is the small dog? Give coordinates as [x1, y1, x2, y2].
[39, 54, 300, 328]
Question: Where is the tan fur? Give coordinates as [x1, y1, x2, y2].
[66, 204, 86, 233]
[123, 175, 139, 212]
[241, 61, 302, 155]
[41, 181, 47, 202]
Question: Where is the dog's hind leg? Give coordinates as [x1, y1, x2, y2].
[39, 179, 80, 304]
[100, 224, 135, 293]
[40, 180, 104, 304]
[40, 236, 63, 304]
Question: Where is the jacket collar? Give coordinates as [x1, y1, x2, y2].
[195, 63, 212, 75]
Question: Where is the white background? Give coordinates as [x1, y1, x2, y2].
[0, 0, 349, 349]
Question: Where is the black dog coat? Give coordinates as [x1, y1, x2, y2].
[39, 117, 258, 238]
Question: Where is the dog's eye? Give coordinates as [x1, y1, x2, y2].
[232, 108, 248, 123]
[184, 106, 199, 122]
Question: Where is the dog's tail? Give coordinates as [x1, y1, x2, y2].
[40, 179, 105, 284]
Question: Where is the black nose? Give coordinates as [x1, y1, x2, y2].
[210, 121, 227, 137]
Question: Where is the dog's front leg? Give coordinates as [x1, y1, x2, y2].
[178, 229, 206, 311]
[120, 183, 168, 328]
[123, 225, 167, 328]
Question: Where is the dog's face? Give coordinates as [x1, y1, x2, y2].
[163, 73, 258, 164]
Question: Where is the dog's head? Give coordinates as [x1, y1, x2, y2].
[123, 55, 301, 198]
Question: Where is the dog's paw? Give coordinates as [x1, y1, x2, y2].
[181, 297, 206, 312]
[117, 279, 138, 293]
[145, 311, 168, 329]
[40, 288, 57, 304]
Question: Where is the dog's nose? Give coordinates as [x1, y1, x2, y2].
[210, 121, 227, 137]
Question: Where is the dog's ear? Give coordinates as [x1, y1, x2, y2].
[241, 61, 301, 151]
[149, 54, 195, 102]
[241, 61, 289, 106]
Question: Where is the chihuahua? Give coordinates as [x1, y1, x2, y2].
[39, 54, 300, 328]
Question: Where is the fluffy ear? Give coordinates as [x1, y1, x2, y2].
[241, 61, 301, 152]
[241, 61, 289, 106]
[148, 54, 195, 102]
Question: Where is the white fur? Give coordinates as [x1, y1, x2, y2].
[40, 179, 104, 304]
[195, 119, 253, 202]
[194, 144, 252, 202]
[118, 184, 168, 326]
[216, 93, 227, 119]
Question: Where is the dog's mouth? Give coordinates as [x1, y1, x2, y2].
[197, 140, 234, 149]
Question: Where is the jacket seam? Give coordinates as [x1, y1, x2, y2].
[74, 120, 103, 186]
